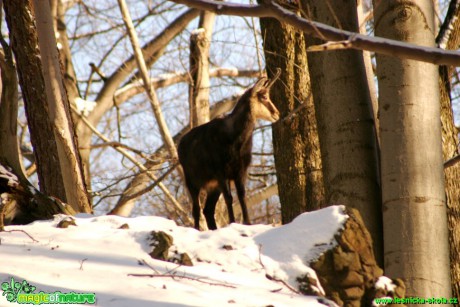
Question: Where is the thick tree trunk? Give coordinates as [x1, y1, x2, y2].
[438, 3, 460, 298]
[3, 0, 67, 202]
[0, 45, 25, 181]
[374, 0, 452, 297]
[32, 0, 91, 213]
[260, 16, 325, 223]
[302, 0, 382, 262]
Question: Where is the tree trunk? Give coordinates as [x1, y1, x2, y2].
[438, 2, 460, 298]
[260, 16, 325, 223]
[302, 0, 382, 262]
[189, 12, 215, 127]
[3, 0, 67, 202]
[32, 0, 91, 213]
[0, 43, 25, 181]
[374, 0, 452, 297]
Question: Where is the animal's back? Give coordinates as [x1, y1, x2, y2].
[178, 118, 233, 188]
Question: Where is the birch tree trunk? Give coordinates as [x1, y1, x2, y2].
[374, 0, 452, 297]
[302, 0, 382, 262]
[259, 16, 325, 223]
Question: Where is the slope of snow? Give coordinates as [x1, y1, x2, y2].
[1, 205, 347, 306]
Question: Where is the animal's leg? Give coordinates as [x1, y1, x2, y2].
[186, 184, 201, 230]
[220, 180, 235, 223]
[235, 179, 251, 225]
[203, 189, 221, 230]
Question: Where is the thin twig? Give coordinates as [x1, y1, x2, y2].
[140, 259, 160, 274]
[128, 272, 237, 288]
[258, 244, 300, 294]
[70, 105, 190, 222]
[2, 230, 39, 242]
[79, 258, 88, 270]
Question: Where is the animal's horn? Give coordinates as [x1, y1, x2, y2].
[266, 68, 281, 88]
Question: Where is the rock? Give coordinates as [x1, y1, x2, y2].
[56, 217, 77, 228]
[340, 271, 364, 288]
[308, 208, 405, 306]
[148, 230, 193, 266]
[296, 274, 323, 296]
[118, 223, 129, 229]
[149, 231, 173, 261]
[342, 286, 364, 300]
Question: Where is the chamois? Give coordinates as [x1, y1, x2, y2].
[178, 70, 281, 230]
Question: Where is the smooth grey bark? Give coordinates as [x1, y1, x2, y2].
[374, 0, 452, 297]
[302, 0, 382, 263]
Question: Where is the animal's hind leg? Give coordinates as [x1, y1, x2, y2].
[186, 184, 201, 230]
[203, 189, 221, 230]
[220, 180, 235, 224]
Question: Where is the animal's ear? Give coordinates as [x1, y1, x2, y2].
[266, 68, 281, 89]
[251, 77, 268, 95]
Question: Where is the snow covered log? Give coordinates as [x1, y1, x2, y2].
[0, 163, 75, 229]
[309, 208, 406, 306]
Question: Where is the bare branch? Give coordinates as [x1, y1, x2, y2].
[117, 0, 178, 160]
[71, 105, 191, 224]
[80, 8, 200, 137]
[1, 230, 39, 242]
[436, 0, 460, 48]
[445, 154, 460, 168]
[168, 0, 460, 66]
[114, 68, 259, 107]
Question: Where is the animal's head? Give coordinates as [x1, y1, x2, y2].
[250, 68, 281, 123]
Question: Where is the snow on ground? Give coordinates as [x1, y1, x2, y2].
[1, 205, 347, 306]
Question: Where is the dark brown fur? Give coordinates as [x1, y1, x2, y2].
[179, 73, 280, 230]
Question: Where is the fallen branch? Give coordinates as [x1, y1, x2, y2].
[257, 244, 300, 294]
[128, 272, 237, 288]
[1, 230, 39, 242]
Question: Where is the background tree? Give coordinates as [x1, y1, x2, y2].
[301, 0, 382, 261]
[437, 0, 460, 297]
[374, 0, 452, 297]
[3, 0, 68, 202]
[1, 2, 460, 300]
[3, 0, 91, 213]
[259, 12, 325, 223]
